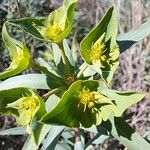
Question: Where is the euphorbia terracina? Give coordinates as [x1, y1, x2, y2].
[0, 0, 149, 148]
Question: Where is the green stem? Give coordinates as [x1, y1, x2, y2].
[77, 62, 89, 79]
[42, 87, 63, 100]
[74, 128, 81, 141]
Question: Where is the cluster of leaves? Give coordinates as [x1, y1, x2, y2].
[0, 0, 150, 149]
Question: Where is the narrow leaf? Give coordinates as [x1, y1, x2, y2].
[41, 126, 64, 150]
[22, 135, 37, 150]
[0, 127, 26, 135]
[0, 74, 64, 91]
[117, 19, 150, 52]
[102, 116, 150, 150]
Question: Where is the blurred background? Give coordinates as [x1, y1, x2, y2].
[0, 0, 150, 149]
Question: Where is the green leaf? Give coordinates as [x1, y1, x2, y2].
[36, 58, 59, 76]
[30, 95, 47, 145]
[117, 19, 150, 53]
[8, 18, 45, 40]
[8, 0, 77, 43]
[71, 33, 78, 63]
[85, 134, 108, 150]
[40, 80, 98, 128]
[41, 126, 64, 150]
[0, 74, 65, 91]
[102, 116, 150, 150]
[0, 126, 26, 135]
[0, 24, 31, 79]
[30, 116, 45, 145]
[40, 80, 145, 128]
[52, 42, 75, 85]
[21, 125, 52, 149]
[63, 39, 75, 67]
[22, 135, 37, 150]
[52, 43, 62, 66]
[80, 6, 119, 84]
[0, 88, 30, 114]
[97, 80, 146, 120]
[37, 124, 52, 145]
[82, 125, 110, 149]
[45, 94, 60, 111]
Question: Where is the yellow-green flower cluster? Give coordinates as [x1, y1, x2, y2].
[7, 95, 39, 126]
[89, 33, 108, 68]
[42, 24, 64, 41]
[78, 86, 113, 112]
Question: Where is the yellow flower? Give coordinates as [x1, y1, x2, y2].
[89, 33, 108, 67]
[7, 95, 39, 126]
[78, 87, 112, 112]
[42, 24, 64, 41]
[8, 46, 30, 70]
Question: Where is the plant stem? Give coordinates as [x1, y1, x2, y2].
[73, 128, 81, 142]
[42, 87, 63, 100]
[77, 62, 89, 79]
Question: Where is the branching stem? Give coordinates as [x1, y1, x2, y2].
[42, 87, 63, 100]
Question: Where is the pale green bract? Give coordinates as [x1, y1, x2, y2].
[40, 80, 145, 128]
[7, 92, 39, 126]
[0, 24, 31, 80]
[8, 0, 77, 43]
[80, 6, 119, 84]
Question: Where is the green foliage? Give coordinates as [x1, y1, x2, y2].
[41, 80, 145, 128]
[80, 6, 119, 84]
[102, 116, 150, 150]
[0, 24, 31, 79]
[0, 0, 150, 149]
[8, 0, 77, 43]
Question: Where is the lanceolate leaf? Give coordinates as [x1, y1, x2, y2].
[0, 24, 31, 80]
[101, 116, 150, 150]
[80, 6, 119, 84]
[22, 135, 37, 150]
[0, 127, 26, 135]
[41, 126, 64, 150]
[0, 74, 65, 91]
[63, 39, 75, 67]
[117, 19, 150, 53]
[40, 80, 145, 128]
[8, 0, 77, 43]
